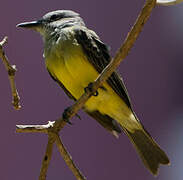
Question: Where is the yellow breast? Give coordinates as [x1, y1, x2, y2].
[45, 43, 100, 100]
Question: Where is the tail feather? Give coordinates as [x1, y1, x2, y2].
[124, 127, 170, 175]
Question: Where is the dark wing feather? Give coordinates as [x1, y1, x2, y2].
[74, 27, 132, 109]
[86, 110, 122, 134]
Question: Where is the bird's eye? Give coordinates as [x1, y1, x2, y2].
[50, 14, 60, 21]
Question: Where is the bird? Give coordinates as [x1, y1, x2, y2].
[17, 10, 170, 175]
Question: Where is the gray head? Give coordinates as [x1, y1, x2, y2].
[17, 10, 85, 36]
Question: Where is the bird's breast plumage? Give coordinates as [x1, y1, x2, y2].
[44, 29, 100, 99]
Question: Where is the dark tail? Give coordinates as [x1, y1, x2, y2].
[124, 127, 170, 175]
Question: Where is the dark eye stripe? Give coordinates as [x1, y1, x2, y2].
[50, 14, 61, 21]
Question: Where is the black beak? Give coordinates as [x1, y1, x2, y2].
[16, 20, 42, 29]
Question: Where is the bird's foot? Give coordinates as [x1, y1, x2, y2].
[84, 82, 98, 96]
[62, 106, 81, 124]
[62, 107, 73, 125]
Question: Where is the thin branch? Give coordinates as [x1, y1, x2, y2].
[157, 0, 183, 5]
[16, 0, 157, 179]
[55, 134, 86, 180]
[16, 121, 55, 133]
[39, 134, 55, 180]
[0, 36, 21, 110]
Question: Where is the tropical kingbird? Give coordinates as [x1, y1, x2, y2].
[17, 10, 170, 175]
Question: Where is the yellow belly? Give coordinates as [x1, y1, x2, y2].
[45, 45, 139, 131]
[46, 46, 99, 99]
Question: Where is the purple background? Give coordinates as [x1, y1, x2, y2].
[0, 0, 183, 179]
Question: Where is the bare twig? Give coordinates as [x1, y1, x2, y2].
[16, 0, 156, 179]
[157, 0, 183, 5]
[39, 134, 55, 180]
[16, 121, 54, 133]
[0, 36, 21, 110]
[55, 134, 86, 180]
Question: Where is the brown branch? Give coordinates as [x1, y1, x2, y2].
[157, 0, 183, 5]
[55, 134, 86, 180]
[16, 121, 54, 133]
[16, 0, 156, 179]
[0, 36, 21, 110]
[39, 134, 55, 180]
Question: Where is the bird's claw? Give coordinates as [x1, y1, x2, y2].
[84, 82, 98, 96]
[62, 107, 81, 124]
[62, 107, 73, 125]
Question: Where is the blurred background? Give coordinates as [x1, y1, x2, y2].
[0, 0, 183, 179]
